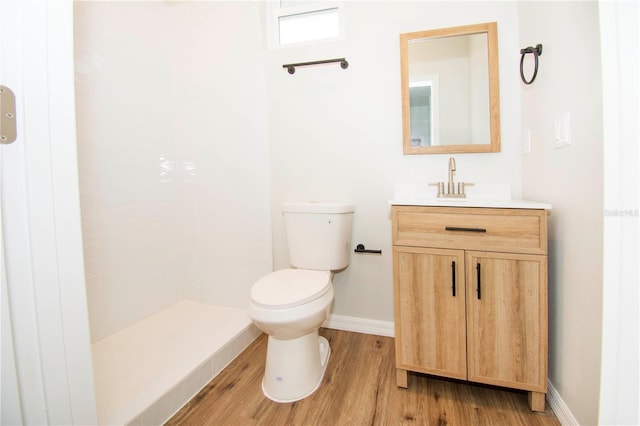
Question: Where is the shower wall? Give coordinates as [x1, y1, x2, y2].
[74, 1, 272, 342]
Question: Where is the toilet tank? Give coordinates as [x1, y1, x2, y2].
[283, 202, 355, 271]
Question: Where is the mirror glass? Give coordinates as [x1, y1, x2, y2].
[401, 22, 500, 154]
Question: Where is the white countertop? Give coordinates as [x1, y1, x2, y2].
[389, 197, 552, 210]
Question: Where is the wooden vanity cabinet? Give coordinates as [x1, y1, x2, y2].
[392, 206, 548, 412]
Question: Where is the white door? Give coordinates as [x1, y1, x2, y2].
[598, 1, 640, 424]
[0, 2, 97, 424]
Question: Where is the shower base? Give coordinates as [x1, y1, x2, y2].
[91, 300, 260, 425]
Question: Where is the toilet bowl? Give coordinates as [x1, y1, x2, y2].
[247, 202, 354, 403]
[248, 269, 334, 402]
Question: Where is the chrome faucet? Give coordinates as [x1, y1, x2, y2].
[429, 156, 473, 198]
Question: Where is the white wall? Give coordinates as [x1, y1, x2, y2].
[267, 1, 522, 323]
[519, 2, 604, 425]
[75, 1, 272, 341]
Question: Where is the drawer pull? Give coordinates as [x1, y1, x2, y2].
[451, 261, 456, 297]
[445, 226, 487, 233]
[476, 263, 482, 300]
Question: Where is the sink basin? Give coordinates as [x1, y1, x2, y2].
[390, 183, 552, 210]
[389, 197, 551, 209]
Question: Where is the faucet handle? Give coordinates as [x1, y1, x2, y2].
[429, 181, 445, 197]
[458, 182, 475, 197]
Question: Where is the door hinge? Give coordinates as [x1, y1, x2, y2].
[1, 85, 17, 144]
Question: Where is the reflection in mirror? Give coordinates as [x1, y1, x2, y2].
[409, 75, 439, 147]
[401, 22, 500, 154]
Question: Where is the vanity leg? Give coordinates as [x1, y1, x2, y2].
[396, 369, 408, 388]
[528, 391, 546, 412]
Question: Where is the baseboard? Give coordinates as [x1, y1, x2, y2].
[547, 379, 579, 425]
[322, 314, 395, 337]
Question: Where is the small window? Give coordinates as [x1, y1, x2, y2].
[268, 1, 344, 48]
[279, 8, 339, 45]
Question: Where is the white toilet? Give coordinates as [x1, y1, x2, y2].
[247, 201, 355, 403]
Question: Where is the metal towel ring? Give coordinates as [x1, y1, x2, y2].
[520, 44, 543, 85]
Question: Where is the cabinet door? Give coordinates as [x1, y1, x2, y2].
[393, 247, 467, 380]
[466, 251, 547, 392]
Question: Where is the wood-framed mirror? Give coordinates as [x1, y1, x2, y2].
[401, 22, 500, 154]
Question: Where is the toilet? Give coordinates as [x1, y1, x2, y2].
[247, 201, 355, 403]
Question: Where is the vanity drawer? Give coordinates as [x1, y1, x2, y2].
[392, 206, 547, 255]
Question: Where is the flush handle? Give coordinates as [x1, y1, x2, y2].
[1, 85, 17, 144]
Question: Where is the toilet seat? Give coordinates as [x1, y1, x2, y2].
[251, 269, 331, 309]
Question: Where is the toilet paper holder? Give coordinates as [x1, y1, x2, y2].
[354, 244, 382, 255]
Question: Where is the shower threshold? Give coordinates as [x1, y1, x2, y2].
[91, 300, 260, 425]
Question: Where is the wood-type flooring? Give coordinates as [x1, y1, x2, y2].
[167, 328, 560, 426]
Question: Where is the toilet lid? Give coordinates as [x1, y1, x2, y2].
[251, 269, 331, 309]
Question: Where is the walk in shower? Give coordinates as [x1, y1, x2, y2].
[74, 2, 271, 423]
